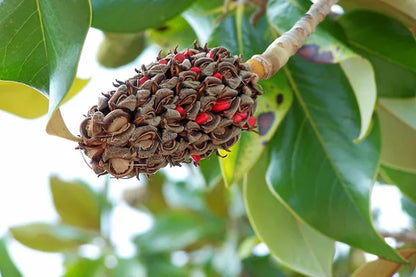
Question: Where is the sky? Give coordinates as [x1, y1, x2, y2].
[0, 28, 412, 276]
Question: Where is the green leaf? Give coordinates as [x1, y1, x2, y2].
[90, 0, 194, 33]
[10, 223, 94, 252]
[219, 72, 293, 187]
[378, 99, 416, 173]
[97, 32, 146, 68]
[242, 255, 287, 277]
[267, 0, 356, 63]
[244, 153, 334, 277]
[0, 0, 90, 113]
[267, 56, 402, 262]
[182, 0, 223, 42]
[64, 257, 105, 277]
[50, 176, 101, 231]
[339, 0, 416, 28]
[149, 16, 197, 52]
[380, 165, 416, 203]
[142, 254, 189, 277]
[339, 11, 416, 98]
[0, 78, 89, 119]
[208, 6, 272, 57]
[352, 249, 416, 277]
[0, 238, 22, 277]
[134, 210, 225, 254]
[113, 258, 146, 277]
[340, 57, 376, 142]
[199, 155, 222, 187]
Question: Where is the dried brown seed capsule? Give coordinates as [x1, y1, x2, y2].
[78, 44, 263, 179]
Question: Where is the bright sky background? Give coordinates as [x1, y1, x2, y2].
[0, 28, 412, 277]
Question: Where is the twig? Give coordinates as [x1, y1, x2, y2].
[380, 230, 416, 245]
[247, 0, 338, 80]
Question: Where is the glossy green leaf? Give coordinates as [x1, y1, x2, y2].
[339, 0, 416, 28]
[64, 257, 105, 277]
[182, 0, 224, 43]
[199, 155, 222, 187]
[10, 223, 94, 252]
[0, 78, 89, 119]
[97, 32, 146, 68]
[90, 0, 194, 33]
[380, 165, 416, 203]
[378, 99, 416, 173]
[267, 56, 402, 262]
[340, 57, 376, 142]
[135, 210, 225, 254]
[220, 73, 293, 187]
[353, 249, 416, 277]
[339, 11, 416, 98]
[267, 0, 356, 63]
[0, 0, 90, 113]
[0, 238, 22, 277]
[149, 16, 197, 52]
[242, 255, 286, 277]
[50, 176, 101, 231]
[244, 153, 334, 277]
[208, 7, 272, 57]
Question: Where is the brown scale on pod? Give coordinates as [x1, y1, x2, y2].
[78, 42, 263, 179]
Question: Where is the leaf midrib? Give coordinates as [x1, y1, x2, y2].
[283, 66, 370, 227]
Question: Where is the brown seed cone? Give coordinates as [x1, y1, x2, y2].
[78, 43, 263, 179]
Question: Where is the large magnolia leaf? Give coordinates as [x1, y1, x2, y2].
[378, 98, 416, 173]
[268, 0, 375, 142]
[339, 11, 416, 98]
[244, 154, 334, 277]
[10, 223, 94, 252]
[50, 176, 101, 231]
[380, 165, 416, 203]
[90, 0, 194, 33]
[0, 78, 88, 119]
[339, 0, 416, 28]
[0, 0, 90, 113]
[267, 56, 402, 262]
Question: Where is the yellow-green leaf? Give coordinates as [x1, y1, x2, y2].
[10, 223, 93, 253]
[244, 154, 335, 277]
[378, 98, 416, 173]
[46, 109, 80, 142]
[0, 78, 89, 119]
[50, 176, 101, 231]
[341, 57, 377, 142]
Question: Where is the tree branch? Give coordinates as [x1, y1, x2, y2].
[247, 0, 338, 80]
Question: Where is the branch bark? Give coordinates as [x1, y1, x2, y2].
[247, 0, 338, 80]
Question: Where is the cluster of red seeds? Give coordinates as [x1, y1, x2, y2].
[78, 43, 262, 178]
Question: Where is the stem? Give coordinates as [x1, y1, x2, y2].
[247, 0, 338, 80]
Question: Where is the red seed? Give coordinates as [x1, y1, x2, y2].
[213, 72, 222, 80]
[158, 59, 168, 64]
[247, 116, 257, 127]
[206, 50, 214, 59]
[232, 112, 248, 123]
[175, 106, 185, 115]
[190, 67, 200, 74]
[191, 155, 201, 163]
[212, 99, 230, 112]
[174, 53, 186, 63]
[186, 49, 195, 57]
[139, 76, 149, 85]
[195, 113, 210, 124]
